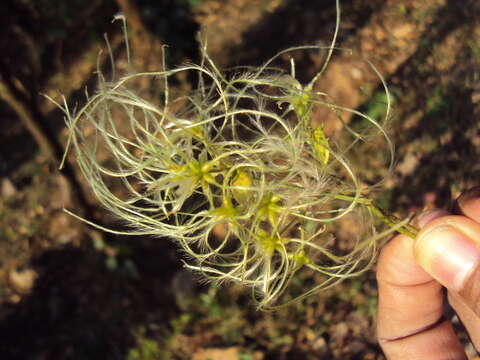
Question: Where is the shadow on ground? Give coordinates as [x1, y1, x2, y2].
[0, 236, 181, 360]
[384, 0, 479, 209]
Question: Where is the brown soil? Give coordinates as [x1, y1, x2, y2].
[1, 0, 479, 359]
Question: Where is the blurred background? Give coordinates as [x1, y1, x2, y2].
[0, 0, 479, 359]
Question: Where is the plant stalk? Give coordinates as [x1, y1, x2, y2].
[333, 194, 419, 239]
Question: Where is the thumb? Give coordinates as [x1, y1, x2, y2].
[414, 215, 480, 315]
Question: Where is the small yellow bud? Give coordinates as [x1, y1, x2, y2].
[230, 170, 253, 204]
[257, 230, 286, 254]
[291, 92, 312, 120]
[289, 250, 312, 267]
[258, 194, 283, 228]
[311, 126, 330, 165]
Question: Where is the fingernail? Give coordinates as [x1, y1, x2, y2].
[416, 209, 450, 228]
[459, 186, 480, 201]
[415, 225, 480, 291]
[456, 186, 480, 214]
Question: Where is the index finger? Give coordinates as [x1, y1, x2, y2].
[376, 211, 466, 359]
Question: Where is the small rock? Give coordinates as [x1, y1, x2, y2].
[391, 23, 415, 39]
[50, 175, 73, 209]
[9, 268, 37, 293]
[350, 67, 363, 80]
[330, 322, 349, 344]
[1, 178, 17, 199]
[252, 351, 264, 360]
[396, 153, 419, 176]
[472, 91, 480, 104]
[192, 347, 239, 360]
[312, 336, 327, 353]
[47, 212, 79, 244]
[9, 294, 21, 304]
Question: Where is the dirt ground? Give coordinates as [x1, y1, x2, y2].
[1, 0, 479, 359]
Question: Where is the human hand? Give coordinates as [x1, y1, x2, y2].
[377, 188, 480, 359]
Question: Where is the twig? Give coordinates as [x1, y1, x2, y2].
[0, 75, 93, 220]
[0, 79, 57, 161]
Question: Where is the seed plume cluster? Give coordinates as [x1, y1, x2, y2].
[53, 4, 406, 308]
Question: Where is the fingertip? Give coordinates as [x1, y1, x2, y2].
[377, 210, 469, 358]
[415, 224, 480, 292]
[376, 231, 450, 349]
[377, 208, 449, 286]
[377, 233, 431, 287]
[415, 216, 480, 293]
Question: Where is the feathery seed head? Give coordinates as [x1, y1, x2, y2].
[54, 0, 399, 308]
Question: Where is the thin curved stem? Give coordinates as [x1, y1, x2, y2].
[332, 194, 419, 238]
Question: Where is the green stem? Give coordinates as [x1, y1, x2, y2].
[332, 194, 419, 239]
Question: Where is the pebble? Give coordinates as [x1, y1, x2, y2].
[9, 268, 37, 293]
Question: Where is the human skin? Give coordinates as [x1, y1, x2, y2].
[377, 188, 480, 359]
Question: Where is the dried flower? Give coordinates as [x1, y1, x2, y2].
[51, 2, 416, 309]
